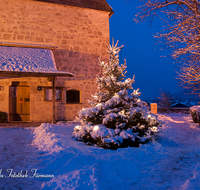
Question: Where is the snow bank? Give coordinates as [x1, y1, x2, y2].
[32, 123, 65, 154]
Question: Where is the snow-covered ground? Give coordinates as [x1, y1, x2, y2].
[0, 113, 200, 189]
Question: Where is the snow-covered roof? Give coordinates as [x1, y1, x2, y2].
[0, 45, 74, 77]
[171, 102, 190, 108]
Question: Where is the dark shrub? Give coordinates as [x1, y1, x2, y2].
[0, 112, 7, 123]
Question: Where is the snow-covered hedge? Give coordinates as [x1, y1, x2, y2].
[197, 107, 200, 125]
[72, 90, 161, 149]
[190, 105, 200, 123]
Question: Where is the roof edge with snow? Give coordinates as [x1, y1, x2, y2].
[0, 44, 74, 77]
[0, 70, 74, 77]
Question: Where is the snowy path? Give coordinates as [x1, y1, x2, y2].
[0, 127, 43, 190]
[152, 114, 200, 190]
[0, 114, 200, 189]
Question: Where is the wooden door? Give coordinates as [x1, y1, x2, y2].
[9, 83, 30, 121]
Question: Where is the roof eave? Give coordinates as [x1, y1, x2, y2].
[0, 71, 74, 77]
[33, 0, 114, 14]
[109, 10, 114, 18]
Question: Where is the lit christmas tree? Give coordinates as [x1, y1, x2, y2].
[89, 40, 134, 106]
[72, 40, 161, 149]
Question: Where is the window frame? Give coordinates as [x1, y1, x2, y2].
[66, 89, 81, 104]
[44, 87, 63, 102]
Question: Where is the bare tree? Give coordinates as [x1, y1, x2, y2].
[134, 0, 200, 94]
[135, 0, 200, 58]
[178, 63, 200, 95]
[158, 91, 173, 113]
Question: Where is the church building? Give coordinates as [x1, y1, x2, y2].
[0, 0, 113, 122]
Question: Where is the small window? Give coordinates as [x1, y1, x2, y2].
[66, 90, 80, 103]
[56, 89, 62, 101]
[45, 88, 62, 101]
[45, 88, 52, 101]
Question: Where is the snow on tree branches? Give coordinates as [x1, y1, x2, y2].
[178, 63, 200, 96]
[88, 39, 135, 106]
[72, 41, 161, 149]
[135, 0, 200, 59]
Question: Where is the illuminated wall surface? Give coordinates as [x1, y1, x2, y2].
[0, 0, 112, 121]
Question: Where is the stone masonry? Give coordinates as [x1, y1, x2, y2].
[0, 0, 111, 121]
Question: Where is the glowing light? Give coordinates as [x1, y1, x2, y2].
[120, 110, 125, 115]
[152, 127, 157, 130]
[137, 99, 141, 102]
[151, 127, 158, 132]
[148, 115, 151, 118]
[75, 125, 81, 130]
[93, 125, 99, 131]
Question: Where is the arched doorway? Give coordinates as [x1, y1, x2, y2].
[9, 82, 30, 121]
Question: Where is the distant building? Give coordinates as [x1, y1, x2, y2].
[170, 102, 190, 113]
[0, 0, 113, 122]
[171, 102, 190, 108]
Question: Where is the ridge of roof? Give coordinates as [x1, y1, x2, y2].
[33, 0, 113, 14]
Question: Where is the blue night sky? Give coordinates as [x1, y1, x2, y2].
[106, 0, 181, 100]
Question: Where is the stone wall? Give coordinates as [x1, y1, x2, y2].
[0, 0, 110, 121]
